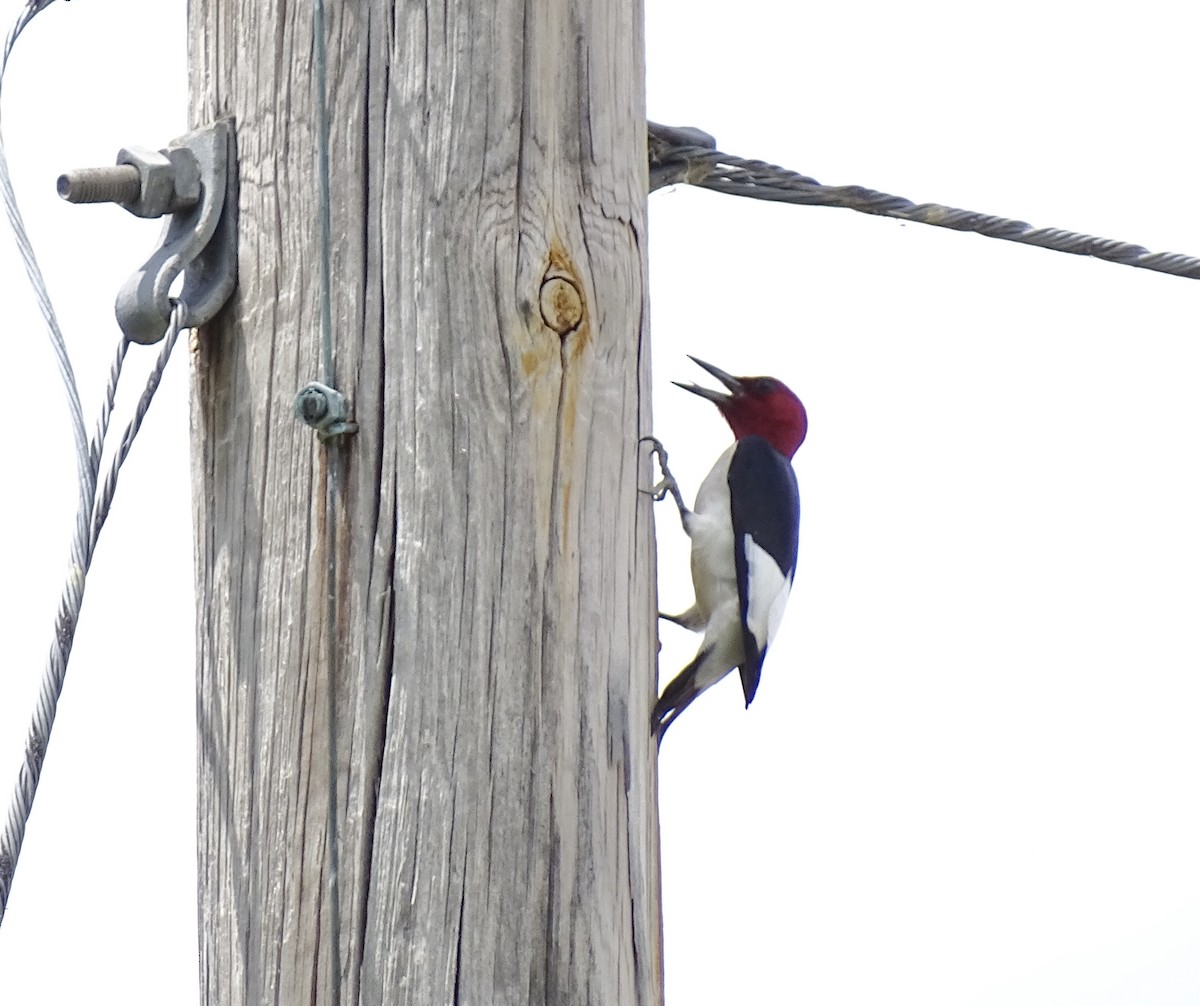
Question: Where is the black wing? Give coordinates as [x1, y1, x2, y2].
[728, 435, 800, 706]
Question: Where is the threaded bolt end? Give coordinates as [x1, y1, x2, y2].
[56, 165, 141, 205]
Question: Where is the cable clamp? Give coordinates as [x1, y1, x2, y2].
[57, 117, 239, 345]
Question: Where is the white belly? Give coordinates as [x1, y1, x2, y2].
[687, 444, 739, 630]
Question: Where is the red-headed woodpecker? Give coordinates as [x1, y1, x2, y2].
[644, 357, 807, 740]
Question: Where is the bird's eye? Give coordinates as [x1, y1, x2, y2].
[753, 378, 778, 395]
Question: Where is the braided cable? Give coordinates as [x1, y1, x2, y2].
[0, 0, 182, 924]
[649, 133, 1200, 281]
[91, 308, 182, 548]
[0, 0, 93, 926]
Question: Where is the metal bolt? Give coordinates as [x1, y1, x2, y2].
[295, 381, 358, 441]
[57, 165, 142, 205]
[296, 386, 330, 423]
[58, 146, 201, 218]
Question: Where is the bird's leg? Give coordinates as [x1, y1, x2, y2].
[639, 435, 690, 525]
[659, 606, 704, 631]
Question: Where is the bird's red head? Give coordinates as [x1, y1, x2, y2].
[674, 356, 807, 458]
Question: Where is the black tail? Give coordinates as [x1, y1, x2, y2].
[652, 648, 711, 742]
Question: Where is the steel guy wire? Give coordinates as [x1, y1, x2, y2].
[312, 0, 344, 1001]
[0, 0, 182, 925]
[1, 0, 92, 501]
[314, 0, 335, 391]
[90, 337, 130, 479]
[90, 307, 183, 549]
[0, 330, 130, 925]
[647, 132, 1200, 281]
[0, 0, 95, 925]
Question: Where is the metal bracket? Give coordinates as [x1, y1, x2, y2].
[58, 117, 239, 345]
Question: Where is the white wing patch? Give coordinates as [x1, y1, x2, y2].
[742, 532, 793, 653]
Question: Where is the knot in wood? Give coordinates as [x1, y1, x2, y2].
[539, 275, 584, 336]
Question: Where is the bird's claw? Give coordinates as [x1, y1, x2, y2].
[639, 435, 688, 516]
[642, 479, 673, 503]
[639, 435, 675, 498]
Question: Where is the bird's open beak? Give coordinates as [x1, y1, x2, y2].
[672, 356, 745, 403]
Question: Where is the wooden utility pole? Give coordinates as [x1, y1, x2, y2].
[188, 2, 660, 1004]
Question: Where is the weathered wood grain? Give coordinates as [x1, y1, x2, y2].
[189, 1, 660, 1003]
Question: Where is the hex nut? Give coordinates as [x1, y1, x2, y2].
[116, 146, 183, 218]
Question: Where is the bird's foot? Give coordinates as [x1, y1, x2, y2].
[638, 436, 675, 501]
[639, 435, 688, 517]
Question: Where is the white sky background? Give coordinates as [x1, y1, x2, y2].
[1, 1, 1198, 1003]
